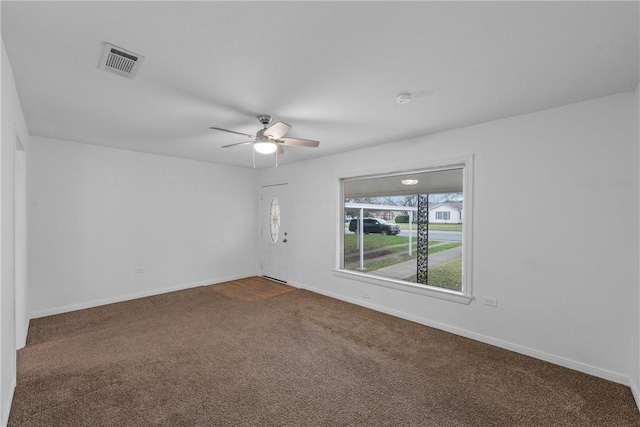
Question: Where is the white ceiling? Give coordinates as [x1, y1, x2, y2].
[2, 1, 638, 169]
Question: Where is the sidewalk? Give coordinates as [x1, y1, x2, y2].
[364, 245, 462, 280]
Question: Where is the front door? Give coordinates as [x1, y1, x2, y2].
[261, 184, 289, 283]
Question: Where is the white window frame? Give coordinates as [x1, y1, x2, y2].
[334, 155, 474, 305]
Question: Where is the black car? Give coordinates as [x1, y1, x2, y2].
[349, 218, 401, 235]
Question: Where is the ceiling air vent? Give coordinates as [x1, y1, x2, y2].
[99, 43, 144, 79]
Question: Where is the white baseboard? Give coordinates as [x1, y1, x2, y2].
[293, 281, 631, 387]
[1, 378, 16, 427]
[29, 273, 255, 319]
[632, 382, 640, 413]
[16, 318, 29, 350]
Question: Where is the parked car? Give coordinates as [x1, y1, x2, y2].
[348, 218, 401, 235]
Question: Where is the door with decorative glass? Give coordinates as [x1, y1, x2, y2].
[261, 184, 289, 282]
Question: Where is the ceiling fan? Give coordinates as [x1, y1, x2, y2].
[210, 114, 320, 158]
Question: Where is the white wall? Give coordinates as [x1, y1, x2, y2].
[27, 137, 258, 317]
[259, 91, 639, 386]
[1, 39, 30, 427]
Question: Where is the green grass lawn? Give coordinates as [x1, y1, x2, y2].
[427, 242, 462, 253]
[353, 242, 462, 271]
[344, 234, 443, 254]
[344, 233, 463, 291]
[363, 254, 414, 271]
[344, 234, 409, 253]
[405, 257, 462, 291]
[394, 223, 462, 231]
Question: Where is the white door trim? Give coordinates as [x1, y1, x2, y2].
[260, 184, 289, 283]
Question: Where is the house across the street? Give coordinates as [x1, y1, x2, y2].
[429, 202, 463, 224]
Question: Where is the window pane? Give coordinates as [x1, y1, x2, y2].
[269, 197, 280, 243]
[343, 168, 464, 292]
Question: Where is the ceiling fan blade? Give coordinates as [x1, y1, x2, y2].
[275, 146, 285, 155]
[263, 121, 291, 139]
[209, 127, 255, 139]
[221, 141, 253, 148]
[277, 137, 320, 147]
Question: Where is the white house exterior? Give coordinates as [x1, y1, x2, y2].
[428, 202, 463, 224]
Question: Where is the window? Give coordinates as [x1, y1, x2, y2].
[435, 211, 450, 220]
[268, 197, 280, 243]
[336, 158, 473, 304]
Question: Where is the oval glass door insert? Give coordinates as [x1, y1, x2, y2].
[269, 197, 280, 243]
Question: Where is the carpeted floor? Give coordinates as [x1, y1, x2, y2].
[210, 276, 297, 302]
[9, 278, 640, 426]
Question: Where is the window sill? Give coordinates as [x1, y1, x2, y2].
[332, 269, 474, 305]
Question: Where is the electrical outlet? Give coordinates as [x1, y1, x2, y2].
[483, 297, 498, 307]
[134, 267, 145, 274]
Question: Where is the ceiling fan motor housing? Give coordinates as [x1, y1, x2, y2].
[257, 114, 272, 127]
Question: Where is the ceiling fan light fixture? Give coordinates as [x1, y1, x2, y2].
[254, 141, 277, 154]
[401, 179, 419, 185]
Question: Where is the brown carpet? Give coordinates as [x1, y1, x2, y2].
[9, 278, 640, 426]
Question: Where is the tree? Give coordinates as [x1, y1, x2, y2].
[379, 195, 417, 217]
[428, 193, 463, 204]
[344, 197, 386, 218]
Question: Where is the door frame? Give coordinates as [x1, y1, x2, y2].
[260, 183, 289, 283]
[14, 135, 27, 349]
